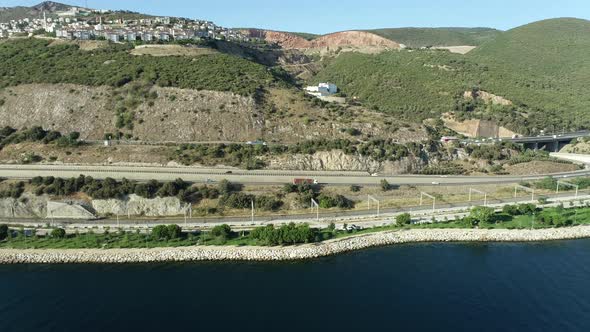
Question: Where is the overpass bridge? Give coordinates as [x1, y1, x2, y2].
[462, 131, 590, 152]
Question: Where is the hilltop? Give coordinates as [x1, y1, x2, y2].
[0, 1, 74, 21]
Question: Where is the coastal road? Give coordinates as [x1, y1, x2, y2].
[0, 164, 588, 186]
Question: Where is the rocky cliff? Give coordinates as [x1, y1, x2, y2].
[92, 195, 186, 217]
[266, 150, 447, 174]
[242, 29, 401, 50]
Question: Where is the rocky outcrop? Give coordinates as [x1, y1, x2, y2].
[241, 29, 311, 49]
[0, 84, 260, 142]
[92, 194, 186, 217]
[463, 90, 513, 106]
[442, 113, 517, 138]
[309, 31, 401, 49]
[0, 194, 47, 218]
[1, 226, 590, 263]
[47, 201, 96, 220]
[241, 29, 401, 50]
[266, 150, 430, 174]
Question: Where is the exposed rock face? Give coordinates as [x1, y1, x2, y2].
[47, 201, 96, 220]
[266, 150, 431, 174]
[0, 84, 260, 142]
[92, 195, 185, 217]
[241, 29, 311, 49]
[463, 90, 513, 106]
[442, 113, 517, 138]
[309, 31, 401, 49]
[0, 194, 184, 219]
[0, 194, 47, 218]
[241, 29, 401, 50]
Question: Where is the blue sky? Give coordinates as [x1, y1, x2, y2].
[2, 0, 589, 34]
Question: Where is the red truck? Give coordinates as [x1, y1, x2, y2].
[293, 178, 318, 185]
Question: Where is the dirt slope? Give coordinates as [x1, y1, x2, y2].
[242, 29, 401, 50]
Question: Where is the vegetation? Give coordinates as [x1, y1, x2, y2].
[250, 223, 320, 245]
[173, 138, 423, 168]
[0, 224, 8, 240]
[28, 175, 214, 203]
[151, 224, 182, 240]
[0, 126, 81, 150]
[0, 39, 286, 96]
[370, 27, 501, 48]
[314, 19, 590, 133]
[395, 213, 412, 226]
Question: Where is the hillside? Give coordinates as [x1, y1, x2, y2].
[310, 18, 590, 134]
[370, 27, 502, 48]
[468, 18, 590, 129]
[0, 39, 281, 95]
[0, 1, 72, 21]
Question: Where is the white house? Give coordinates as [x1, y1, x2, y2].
[305, 83, 338, 97]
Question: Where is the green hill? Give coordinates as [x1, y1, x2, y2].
[468, 18, 590, 128]
[312, 19, 590, 133]
[369, 27, 502, 48]
[0, 38, 285, 96]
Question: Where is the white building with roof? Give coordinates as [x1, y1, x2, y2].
[305, 83, 338, 97]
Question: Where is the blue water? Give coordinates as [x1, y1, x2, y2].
[1, 241, 590, 332]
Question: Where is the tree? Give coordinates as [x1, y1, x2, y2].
[470, 206, 496, 225]
[50, 228, 66, 239]
[0, 224, 8, 240]
[395, 213, 412, 226]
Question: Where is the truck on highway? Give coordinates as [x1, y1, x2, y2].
[293, 178, 318, 185]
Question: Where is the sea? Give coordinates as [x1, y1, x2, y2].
[1, 240, 590, 332]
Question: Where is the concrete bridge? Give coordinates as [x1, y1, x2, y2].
[462, 131, 590, 152]
[511, 131, 590, 152]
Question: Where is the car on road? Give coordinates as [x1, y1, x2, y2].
[225, 171, 233, 174]
[431, 181, 440, 185]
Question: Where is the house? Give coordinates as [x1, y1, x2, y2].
[305, 83, 338, 97]
[125, 31, 137, 41]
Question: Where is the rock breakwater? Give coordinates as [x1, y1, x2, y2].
[2, 226, 590, 264]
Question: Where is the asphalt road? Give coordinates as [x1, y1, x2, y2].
[0, 164, 588, 186]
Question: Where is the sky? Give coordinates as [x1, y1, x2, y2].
[2, 0, 589, 34]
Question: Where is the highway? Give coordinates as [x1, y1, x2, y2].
[0, 164, 589, 186]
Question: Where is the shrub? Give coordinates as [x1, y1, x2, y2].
[380, 179, 391, 191]
[50, 228, 66, 239]
[0, 224, 8, 240]
[395, 213, 412, 226]
[470, 206, 496, 224]
[211, 224, 232, 239]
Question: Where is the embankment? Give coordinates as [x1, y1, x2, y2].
[1, 226, 590, 264]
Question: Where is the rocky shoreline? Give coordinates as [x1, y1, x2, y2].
[1, 226, 590, 264]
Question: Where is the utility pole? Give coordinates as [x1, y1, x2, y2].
[251, 200, 254, 223]
[469, 188, 487, 206]
[515, 185, 535, 202]
[420, 192, 436, 214]
[311, 198, 319, 222]
[368, 195, 380, 217]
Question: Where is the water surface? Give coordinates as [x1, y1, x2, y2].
[1, 241, 590, 332]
